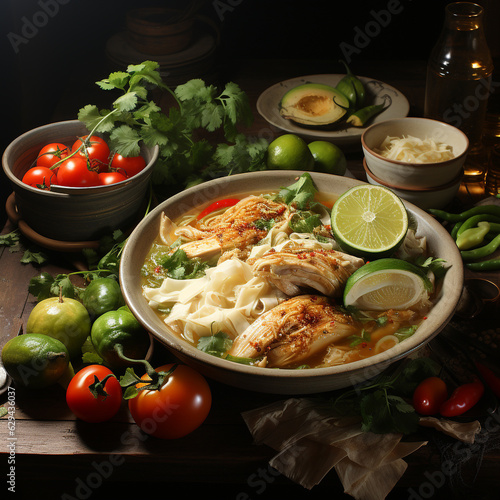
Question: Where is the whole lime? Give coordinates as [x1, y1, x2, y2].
[267, 134, 315, 171]
[82, 277, 125, 319]
[26, 297, 91, 359]
[1, 333, 74, 389]
[91, 309, 150, 368]
[308, 141, 347, 175]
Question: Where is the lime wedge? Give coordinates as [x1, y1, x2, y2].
[343, 258, 433, 310]
[331, 185, 408, 258]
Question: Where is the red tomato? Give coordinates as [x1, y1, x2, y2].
[110, 153, 146, 178]
[56, 156, 101, 187]
[412, 376, 448, 415]
[36, 142, 69, 170]
[99, 171, 128, 185]
[22, 166, 56, 190]
[128, 363, 212, 439]
[66, 365, 122, 423]
[72, 135, 110, 173]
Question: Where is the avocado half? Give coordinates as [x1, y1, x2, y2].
[279, 83, 349, 126]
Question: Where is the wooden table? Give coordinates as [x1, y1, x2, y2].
[1, 59, 500, 500]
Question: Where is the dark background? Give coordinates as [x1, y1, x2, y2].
[1, 0, 499, 226]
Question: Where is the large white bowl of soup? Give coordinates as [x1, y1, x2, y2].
[119, 171, 464, 394]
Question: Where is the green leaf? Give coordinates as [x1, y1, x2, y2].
[109, 125, 142, 157]
[201, 103, 224, 131]
[78, 105, 117, 133]
[158, 248, 209, 280]
[20, 249, 47, 265]
[0, 230, 20, 247]
[276, 172, 318, 210]
[114, 92, 139, 113]
[28, 272, 55, 301]
[175, 79, 207, 101]
[105, 71, 130, 90]
[197, 331, 233, 357]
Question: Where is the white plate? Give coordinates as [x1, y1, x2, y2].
[257, 74, 410, 148]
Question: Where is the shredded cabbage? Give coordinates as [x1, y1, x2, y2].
[374, 135, 454, 163]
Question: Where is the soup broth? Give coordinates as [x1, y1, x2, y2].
[141, 185, 434, 370]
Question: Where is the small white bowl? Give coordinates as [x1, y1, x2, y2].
[361, 117, 468, 189]
[364, 159, 462, 210]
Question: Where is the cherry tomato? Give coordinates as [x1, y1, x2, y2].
[128, 363, 212, 439]
[22, 166, 56, 190]
[66, 365, 122, 423]
[36, 142, 69, 170]
[99, 171, 128, 185]
[412, 376, 448, 415]
[197, 198, 240, 220]
[56, 156, 101, 187]
[72, 135, 110, 173]
[110, 153, 146, 178]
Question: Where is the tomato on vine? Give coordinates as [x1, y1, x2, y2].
[56, 156, 101, 187]
[36, 142, 69, 171]
[126, 363, 212, 439]
[99, 171, 127, 185]
[110, 153, 146, 178]
[22, 166, 56, 190]
[72, 135, 110, 173]
[66, 365, 123, 423]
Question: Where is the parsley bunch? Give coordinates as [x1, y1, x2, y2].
[78, 61, 269, 199]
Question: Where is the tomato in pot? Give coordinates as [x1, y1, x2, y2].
[72, 135, 110, 173]
[22, 166, 56, 190]
[109, 153, 146, 178]
[66, 365, 122, 423]
[55, 156, 101, 187]
[99, 171, 128, 185]
[36, 142, 69, 171]
[128, 363, 212, 439]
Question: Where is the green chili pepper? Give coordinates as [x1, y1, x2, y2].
[347, 101, 389, 127]
[428, 205, 500, 222]
[465, 259, 500, 271]
[456, 221, 491, 250]
[460, 233, 500, 262]
[335, 60, 365, 109]
[456, 214, 500, 237]
[450, 221, 463, 239]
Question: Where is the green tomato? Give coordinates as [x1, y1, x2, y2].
[90, 309, 150, 369]
[82, 277, 125, 319]
[26, 297, 91, 359]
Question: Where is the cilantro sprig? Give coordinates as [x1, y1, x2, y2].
[332, 357, 441, 434]
[78, 61, 268, 198]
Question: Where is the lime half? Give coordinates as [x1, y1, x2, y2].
[331, 185, 408, 258]
[343, 258, 433, 310]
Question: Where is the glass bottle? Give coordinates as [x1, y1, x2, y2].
[424, 2, 493, 181]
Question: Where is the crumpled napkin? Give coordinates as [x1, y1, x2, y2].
[242, 398, 481, 500]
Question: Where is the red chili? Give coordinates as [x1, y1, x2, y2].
[475, 362, 500, 398]
[439, 378, 484, 417]
[197, 198, 240, 220]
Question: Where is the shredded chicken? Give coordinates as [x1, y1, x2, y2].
[250, 243, 364, 297]
[176, 196, 290, 260]
[228, 295, 359, 368]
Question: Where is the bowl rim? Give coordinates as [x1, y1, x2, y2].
[2, 119, 159, 197]
[120, 171, 464, 387]
[363, 158, 464, 192]
[361, 117, 469, 168]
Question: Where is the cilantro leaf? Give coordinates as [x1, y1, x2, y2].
[197, 331, 233, 357]
[159, 248, 208, 280]
[276, 172, 319, 210]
